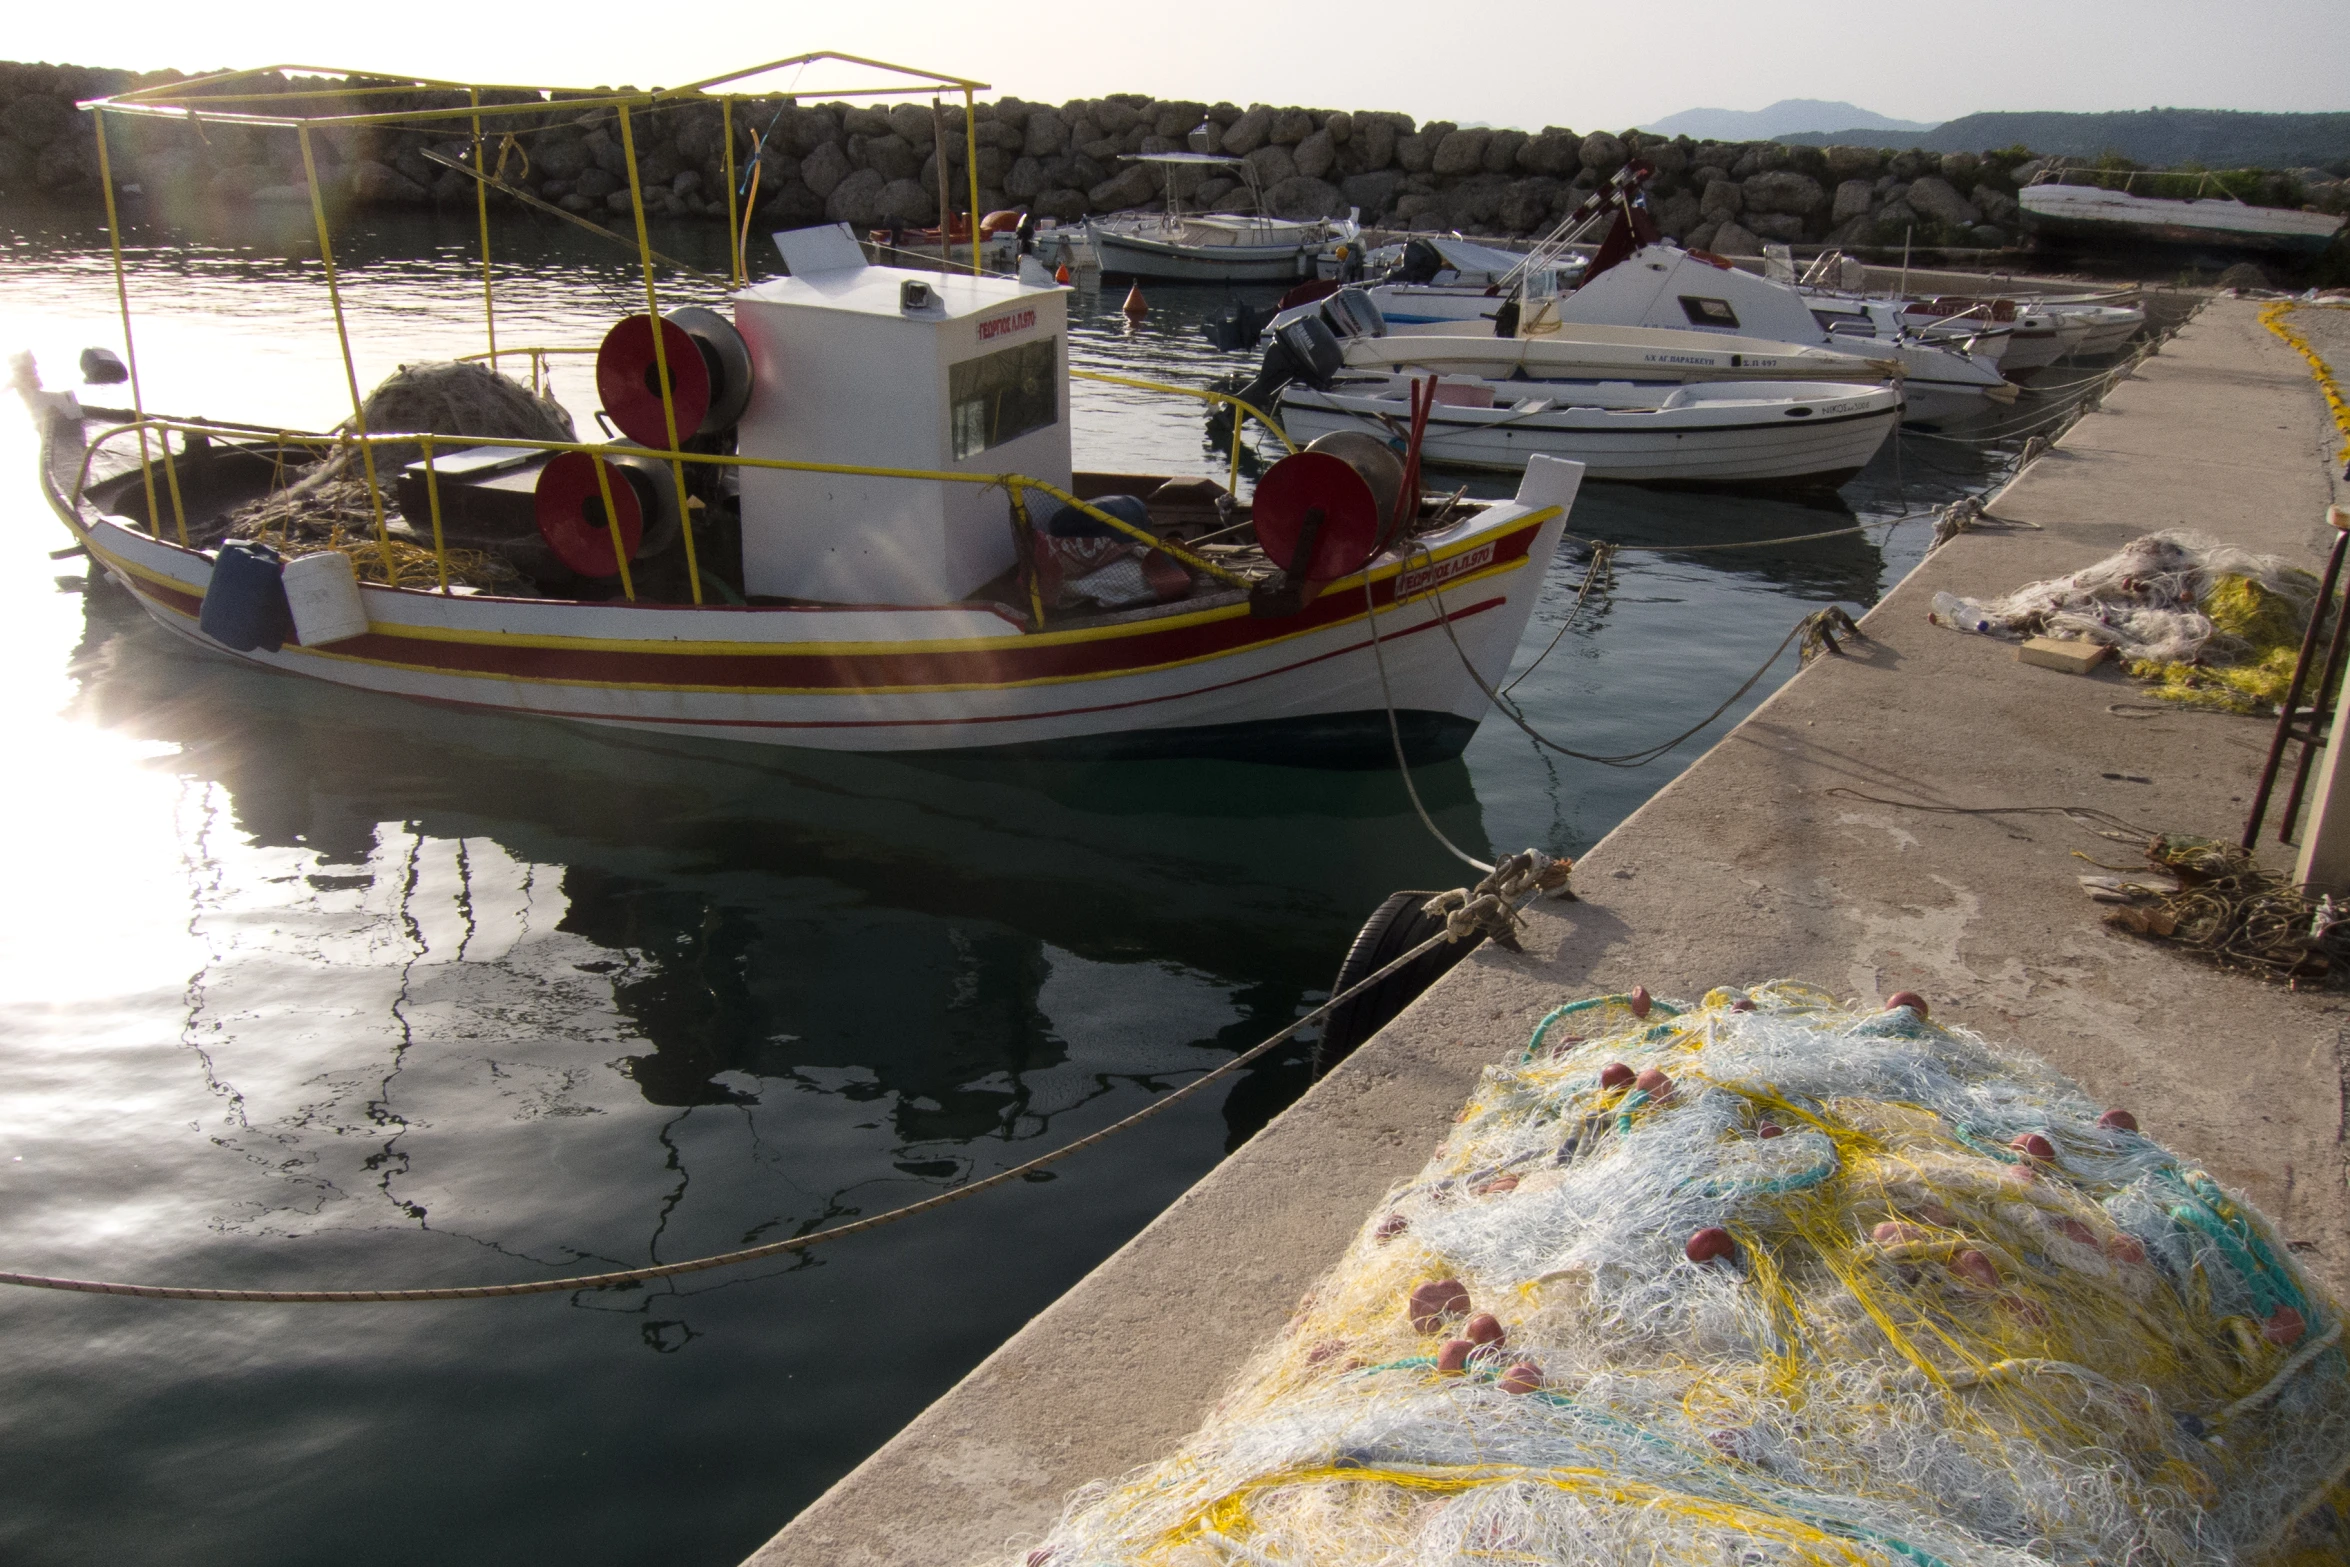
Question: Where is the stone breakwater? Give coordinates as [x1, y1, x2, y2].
[4, 62, 2345, 254]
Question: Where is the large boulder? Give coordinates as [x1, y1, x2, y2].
[1905, 174, 1980, 228]
[0, 94, 70, 149]
[1394, 132, 1436, 173]
[1093, 99, 1143, 136]
[1153, 100, 1208, 139]
[857, 133, 922, 183]
[1975, 186, 2020, 225]
[840, 104, 892, 137]
[1322, 110, 1353, 144]
[1742, 169, 1824, 215]
[1002, 155, 1046, 200]
[573, 166, 622, 201]
[876, 177, 933, 225]
[1746, 212, 1805, 241]
[1034, 186, 1089, 222]
[1431, 128, 1490, 176]
[825, 167, 886, 226]
[1498, 178, 1562, 233]
[1653, 190, 1701, 237]
[1264, 174, 1341, 219]
[1292, 129, 1336, 180]
[1646, 140, 1690, 176]
[1088, 161, 1158, 211]
[1024, 109, 1069, 158]
[1578, 131, 1626, 174]
[887, 103, 935, 147]
[532, 134, 590, 181]
[799, 141, 852, 198]
[1516, 130, 1577, 177]
[1244, 143, 1298, 188]
[1830, 178, 1874, 225]
[1939, 150, 1979, 183]
[1356, 115, 1396, 168]
[350, 159, 427, 204]
[1699, 178, 1744, 220]
[1483, 129, 1528, 173]
[0, 138, 34, 191]
[1341, 169, 1402, 214]
[1823, 144, 1880, 180]
[1221, 106, 1274, 155]
[1270, 108, 1316, 145]
[1709, 218, 1761, 255]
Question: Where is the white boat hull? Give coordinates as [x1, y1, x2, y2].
[1087, 223, 1320, 282]
[2021, 182, 2345, 257]
[1281, 382, 1899, 487]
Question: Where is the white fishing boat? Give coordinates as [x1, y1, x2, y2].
[1279, 373, 1901, 488]
[1361, 236, 1584, 330]
[1546, 242, 2017, 426]
[1337, 322, 1901, 388]
[26, 57, 1583, 768]
[2020, 174, 2345, 257]
[1085, 153, 1347, 282]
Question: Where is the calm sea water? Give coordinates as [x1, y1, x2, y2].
[0, 204, 2032, 1564]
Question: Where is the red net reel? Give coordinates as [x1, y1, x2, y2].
[1250, 451, 1381, 583]
[534, 452, 646, 577]
[595, 314, 713, 449]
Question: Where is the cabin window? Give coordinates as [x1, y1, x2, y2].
[1679, 296, 1739, 328]
[949, 337, 1059, 459]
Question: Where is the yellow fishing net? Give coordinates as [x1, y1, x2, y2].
[1023, 984, 2350, 1566]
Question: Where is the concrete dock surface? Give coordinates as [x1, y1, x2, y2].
[744, 296, 2350, 1567]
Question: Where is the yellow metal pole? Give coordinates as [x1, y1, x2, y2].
[722, 98, 741, 286]
[299, 125, 398, 586]
[588, 454, 637, 601]
[92, 110, 186, 545]
[470, 89, 497, 370]
[616, 102, 704, 604]
[420, 434, 451, 593]
[963, 87, 983, 276]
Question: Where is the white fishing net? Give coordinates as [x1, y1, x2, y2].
[1019, 983, 2350, 1567]
[1929, 530, 2315, 665]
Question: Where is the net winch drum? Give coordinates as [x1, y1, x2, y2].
[1302, 431, 1406, 536]
[198, 539, 293, 653]
[1249, 450, 1380, 585]
[594, 307, 754, 448]
[531, 452, 684, 577]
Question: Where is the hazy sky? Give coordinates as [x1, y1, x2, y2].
[19, 0, 2350, 133]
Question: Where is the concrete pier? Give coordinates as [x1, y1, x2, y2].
[744, 297, 2350, 1567]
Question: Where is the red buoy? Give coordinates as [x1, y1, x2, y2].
[2011, 1132, 2056, 1162]
[2106, 1233, 2147, 1265]
[1498, 1362, 1543, 1395]
[1872, 1221, 1922, 1246]
[1757, 1123, 1784, 1139]
[1598, 1062, 1635, 1090]
[1686, 1226, 1736, 1264]
[1408, 1278, 1472, 1333]
[1464, 1312, 1506, 1347]
[1374, 1213, 1409, 1243]
[1885, 991, 1928, 1018]
[1054, 261, 1071, 284]
[1435, 1337, 1474, 1373]
[1731, 998, 1756, 1012]
[2265, 1305, 2308, 1346]
[1629, 985, 1652, 1019]
[1122, 282, 1148, 320]
[1634, 1067, 1674, 1101]
[2098, 1108, 2139, 1132]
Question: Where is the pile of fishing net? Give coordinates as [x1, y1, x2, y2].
[1022, 984, 2350, 1566]
[1931, 531, 2320, 712]
[225, 361, 571, 592]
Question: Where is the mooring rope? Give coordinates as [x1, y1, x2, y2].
[0, 860, 1560, 1304]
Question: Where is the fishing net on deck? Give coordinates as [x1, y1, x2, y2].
[223, 361, 570, 592]
[1930, 531, 2320, 713]
[1022, 984, 2350, 1567]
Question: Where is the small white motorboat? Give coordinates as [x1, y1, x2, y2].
[2020, 173, 2346, 257]
[1361, 236, 1585, 331]
[1338, 321, 1901, 388]
[1549, 241, 2017, 425]
[1279, 373, 1902, 489]
[1085, 153, 1347, 283]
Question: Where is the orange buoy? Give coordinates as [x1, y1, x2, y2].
[1122, 281, 1148, 320]
[1054, 260, 1071, 284]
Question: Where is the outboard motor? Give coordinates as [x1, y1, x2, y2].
[1208, 310, 1345, 446]
[1392, 237, 1447, 285]
[1201, 298, 1269, 353]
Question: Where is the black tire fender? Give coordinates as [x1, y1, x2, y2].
[1316, 890, 1479, 1074]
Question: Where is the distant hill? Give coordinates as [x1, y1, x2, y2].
[1640, 100, 1935, 141]
[1782, 108, 2350, 168]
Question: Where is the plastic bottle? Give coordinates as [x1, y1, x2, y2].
[1930, 591, 1996, 634]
